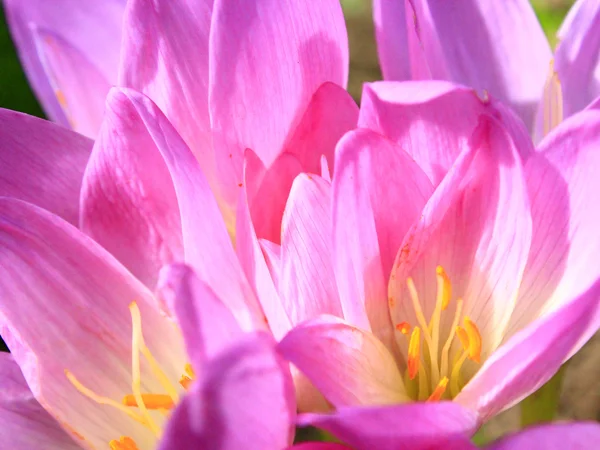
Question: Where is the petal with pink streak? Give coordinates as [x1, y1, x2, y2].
[506, 109, 600, 349]
[261, 239, 282, 293]
[159, 333, 296, 450]
[298, 402, 478, 450]
[209, 0, 349, 210]
[407, 0, 551, 131]
[372, 0, 410, 81]
[359, 81, 534, 186]
[0, 353, 80, 450]
[278, 315, 408, 407]
[0, 198, 187, 449]
[487, 422, 600, 450]
[281, 175, 342, 324]
[332, 128, 433, 350]
[4, 0, 125, 128]
[0, 108, 91, 226]
[389, 115, 531, 361]
[119, 0, 215, 194]
[455, 277, 600, 421]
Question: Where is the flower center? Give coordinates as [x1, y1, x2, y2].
[395, 266, 482, 401]
[65, 302, 194, 449]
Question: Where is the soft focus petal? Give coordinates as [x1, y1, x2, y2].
[156, 264, 243, 365]
[209, 0, 349, 211]
[291, 445, 350, 450]
[554, 0, 600, 119]
[390, 115, 531, 359]
[4, 0, 125, 129]
[0, 353, 81, 450]
[279, 315, 408, 407]
[281, 175, 342, 324]
[359, 81, 534, 186]
[159, 333, 296, 450]
[373, 0, 410, 80]
[507, 109, 600, 343]
[119, 0, 214, 190]
[456, 277, 600, 421]
[332, 129, 433, 350]
[0, 198, 186, 448]
[487, 422, 600, 450]
[0, 108, 91, 226]
[405, 0, 551, 131]
[298, 402, 478, 450]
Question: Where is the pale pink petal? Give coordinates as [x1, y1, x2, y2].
[332, 128, 433, 351]
[4, 0, 125, 128]
[298, 402, 478, 450]
[31, 28, 110, 138]
[320, 155, 332, 182]
[359, 81, 534, 186]
[0, 353, 81, 450]
[373, 0, 410, 80]
[0, 108, 91, 226]
[119, 0, 215, 196]
[456, 277, 600, 421]
[507, 109, 600, 347]
[281, 175, 342, 324]
[160, 333, 296, 450]
[278, 315, 408, 407]
[0, 198, 186, 448]
[261, 239, 282, 293]
[209, 0, 349, 211]
[554, 0, 600, 119]
[487, 422, 600, 450]
[406, 0, 551, 131]
[389, 115, 531, 361]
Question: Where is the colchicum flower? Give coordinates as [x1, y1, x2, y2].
[276, 81, 600, 449]
[372, 0, 600, 140]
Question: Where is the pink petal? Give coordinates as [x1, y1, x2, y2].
[0, 353, 80, 450]
[332, 128, 433, 350]
[359, 81, 534, 186]
[209, 0, 349, 210]
[507, 109, 600, 347]
[31, 27, 110, 138]
[4, 0, 125, 128]
[554, 0, 600, 119]
[389, 115, 531, 360]
[281, 175, 342, 324]
[487, 422, 600, 450]
[0, 198, 187, 448]
[0, 108, 91, 226]
[455, 277, 600, 421]
[291, 445, 350, 450]
[261, 239, 283, 293]
[406, 0, 551, 131]
[298, 402, 478, 450]
[119, 0, 214, 195]
[278, 315, 407, 407]
[372, 0, 410, 80]
[159, 333, 296, 450]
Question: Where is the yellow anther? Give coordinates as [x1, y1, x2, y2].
[109, 436, 139, 450]
[427, 376, 449, 402]
[122, 394, 174, 410]
[463, 317, 482, 363]
[456, 326, 469, 351]
[396, 321, 411, 335]
[435, 266, 452, 310]
[407, 326, 421, 380]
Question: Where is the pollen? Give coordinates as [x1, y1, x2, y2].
[109, 436, 139, 450]
[407, 327, 421, 380]
[427, 377, 449, 402]
[396, 321, 411, 335]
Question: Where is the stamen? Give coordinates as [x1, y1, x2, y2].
[407, 327, 421, 380]
[179, 363, 195, 390]
[440, 299, 464, 378]
[109, 436, 139, 450]
[123, 394, 174, 410]
[436, 266, 452, 311]
[427, 376, 449, 402]
[463, 317, 482, 363]
[450, 351, 469, 398]
[428, 266, 452, 388]
[456, 326, 469, 351]
[396, 322, 411, 335]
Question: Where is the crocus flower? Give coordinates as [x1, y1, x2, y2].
[4, 0, 359, 240]
[277, 80, 600, 449]
[373, 0, 600, 138]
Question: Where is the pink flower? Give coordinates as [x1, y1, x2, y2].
[373, 0, 600, 138]
[4, 0, 358, 239]
[277, 81, 600, 448]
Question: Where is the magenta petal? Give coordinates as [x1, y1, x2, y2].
[298, 402, 478, 450]
[4, 0, 125, 127]
[159, 333, 296, 450]
[0, 353, 80, 450]
[487, 422, 600, 450]
[0, 108, 91, 226]
[291, 445, 350, 450]
[372, 0, 410, 80]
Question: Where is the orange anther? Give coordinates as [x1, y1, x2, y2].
[122, 394, 174, 410]
[109, 436, 139, 450]
[464, 317, 482, 363]
[407, 326, 421, 380]
[427, 376, 449, 402]
[396, 322, 411, 335]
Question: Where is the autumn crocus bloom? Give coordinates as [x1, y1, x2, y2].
[4, 0, 358, 239]
[277, 81, 600, 449]
[373, 0, 600, 139]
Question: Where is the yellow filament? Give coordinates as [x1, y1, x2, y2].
[109, 436, 140, 450]
[427, 377, 449, 402]
[463, 317, 482, 363]
[543, 59, 563, 137]
[450, 351, 469, 398]
[440, 299, 464, 379]
[428, 266, 452, 389]
[416, 359, 430, 401]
